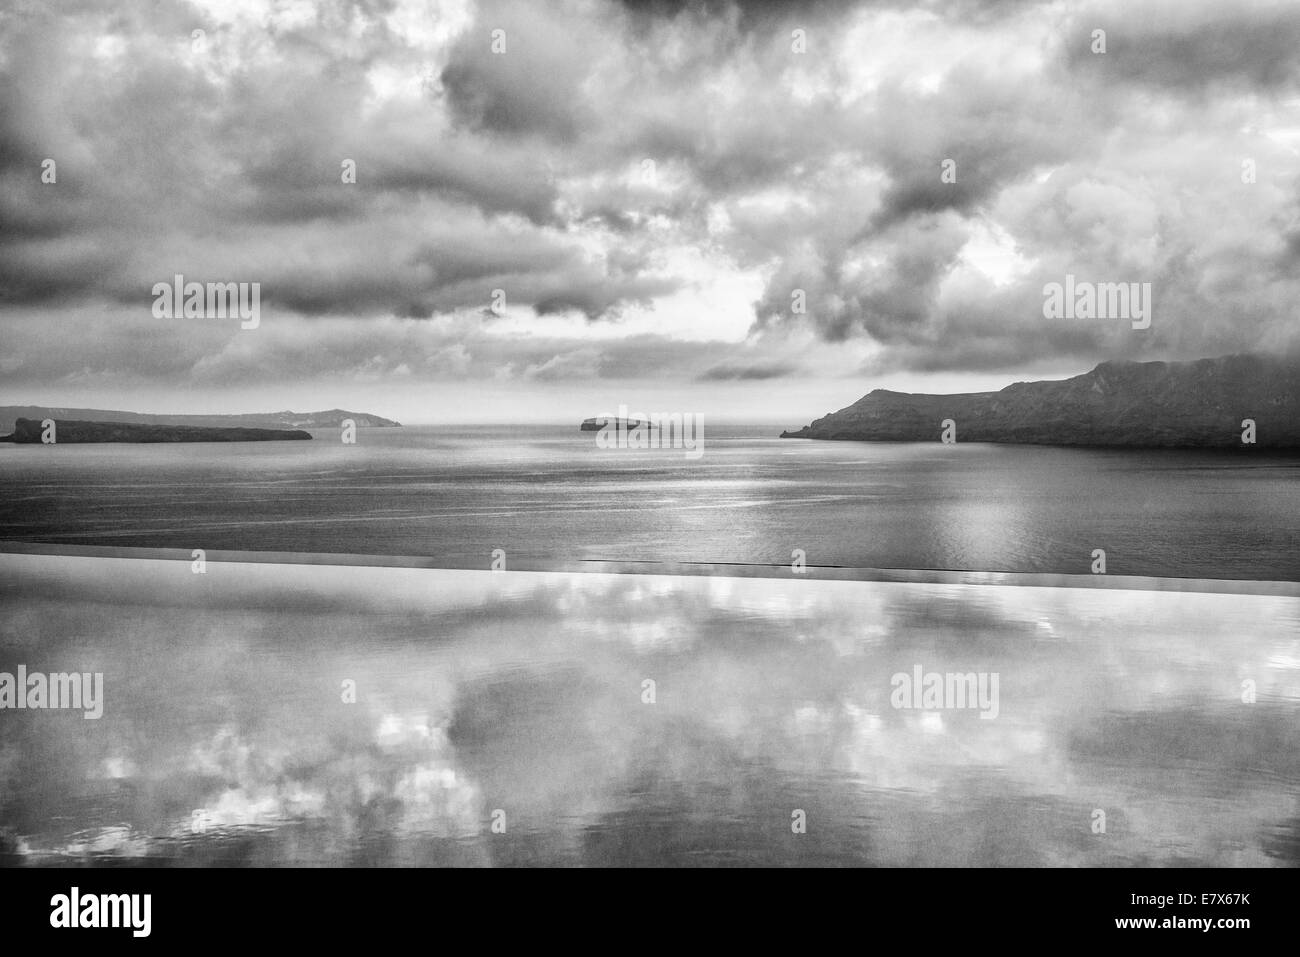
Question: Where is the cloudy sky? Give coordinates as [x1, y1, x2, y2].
[2, 0, 1299, 423]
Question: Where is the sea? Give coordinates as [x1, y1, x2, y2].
[0, 423, 1297, 579]
[0, 425, 1297, 866]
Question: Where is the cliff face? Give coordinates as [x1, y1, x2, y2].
[2, 418, 312, 443]
[780, 355, 1300, 448]
[0, 407, 400, 433]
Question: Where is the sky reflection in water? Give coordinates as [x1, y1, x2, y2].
[0, 553, 1297, 866]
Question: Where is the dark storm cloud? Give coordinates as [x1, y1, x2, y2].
[617, 0, 860, 29]
[857, 64, 1081, 235]
[438, 0, 596, 141]
[0, 0, 663, 324]
[362, 137, 559, 224]
[753, 213, 972, 343]
[0, 238, 124, 305]
[533, 274, 682, 320]
[3, 0, 1300, 394]
[1063, 4, 1300, 92]
[699, 360, 797, 380]
[615, 0, 1042, 29]
[0, 304, 762, 389]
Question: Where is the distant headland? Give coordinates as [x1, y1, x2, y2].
[0, 418, 312, 443]
[0, 406, 401, 435]
[780, 355, 1300, 449]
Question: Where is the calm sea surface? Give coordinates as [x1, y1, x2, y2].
[0, 424, 1297, 579]
[2, 426, 1297, 866]
[1, 554, 1297, 867]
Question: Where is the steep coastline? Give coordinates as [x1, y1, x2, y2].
[780, 355, 1300, 448]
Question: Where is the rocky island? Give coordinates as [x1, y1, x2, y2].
[580, 416, 655, 431]
[0, 406, 400, 433]
[0, 418, 312, 443]
[780, 355, 1300, 449]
